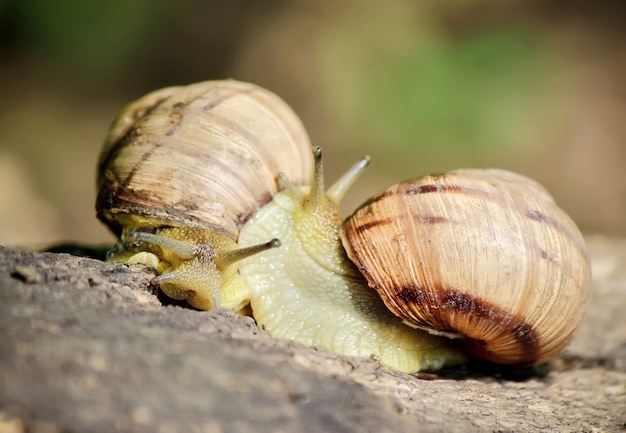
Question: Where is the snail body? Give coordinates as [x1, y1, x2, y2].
[238, 149, 467, 372]
[96, 80, 313, 311]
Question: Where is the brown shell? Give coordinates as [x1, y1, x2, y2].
[96, 80, 313, 238]
[340, 169, 591, 366]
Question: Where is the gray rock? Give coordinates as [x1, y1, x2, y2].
[0, 237, 624, 433]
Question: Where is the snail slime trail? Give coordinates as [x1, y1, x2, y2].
[96, 80, 313, 312]
[238, 148, 468, 373]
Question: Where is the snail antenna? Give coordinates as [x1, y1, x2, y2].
[305, 147, 325, 213]
[327, 155, 371, 206]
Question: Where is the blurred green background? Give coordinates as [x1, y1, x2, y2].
[1, 0, 625, 247]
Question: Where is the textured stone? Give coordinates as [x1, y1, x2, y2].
[0, 237, 624, 433]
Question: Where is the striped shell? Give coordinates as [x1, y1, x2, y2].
[96, 80, 313, 238]
[340, 169, 591, 366]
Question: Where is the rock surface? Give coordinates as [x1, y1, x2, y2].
[0, 236, 625, 433]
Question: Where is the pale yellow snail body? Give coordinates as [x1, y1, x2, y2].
[238, 149, 467, 372]
[96, 80, 314, 311]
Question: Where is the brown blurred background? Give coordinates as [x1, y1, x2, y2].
[1, 0, 625, 248]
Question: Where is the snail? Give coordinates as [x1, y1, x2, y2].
[236, 150, 591, 372]
[96, 80, 314, 312]
[96, 80, 591, 374]
[339, 168, 591, 367]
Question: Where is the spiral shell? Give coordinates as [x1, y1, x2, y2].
[96, 80, 313, 238]
[341, 168, 591, 366]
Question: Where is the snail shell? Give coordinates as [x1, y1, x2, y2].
[96, 80, 314, 310]
[340, 169, 591, 366]
[97, 80, 313, 237]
